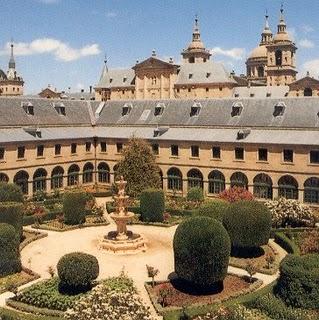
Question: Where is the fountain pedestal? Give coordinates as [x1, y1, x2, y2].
[99, 177, 147, 254]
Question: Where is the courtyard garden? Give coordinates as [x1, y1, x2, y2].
[0, 138, 318, 320]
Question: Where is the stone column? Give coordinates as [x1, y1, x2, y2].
[298, 189, 304, 203]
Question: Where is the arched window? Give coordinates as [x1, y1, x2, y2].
[257, 66, 264, 78]
[304, 88, 313, 97]
[51, 166, 64, 189]
[33, 168, 47, 193]
[167, 167, 183, 191]
[208, 170, 225, 194]
[98, 162, 110, 183]
[253, 173, 273, 199]
[0, 173, 9, 183]
[187, 169, 203, 189]
[230, 172, 248, 190]
[275, 50, 282, 66]
[67, 164, 80, 186]
[14, 171, 29, 194]
[278, 175, 298, 200]
[304, 177, 319, 204]
[83, 162, 94, 184]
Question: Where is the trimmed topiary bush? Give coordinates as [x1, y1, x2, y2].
[275, 254, 319, 309]
[195, 199, 229, 222]
[57, 252, 99, 293]
[0, 183, 24, 203]
[140, 188, 164, 222]
[173, 216, 231, 289]
[0, 223, 22, 276]
[0, 202, 23, 240]
[63, 190, 87, 225]
[223, 200, 272, 249]
[186, 187, 204, 202]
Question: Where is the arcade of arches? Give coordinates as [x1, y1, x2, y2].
[1, 163, 319, 205]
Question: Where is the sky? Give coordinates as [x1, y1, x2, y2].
[1, 0, 319, 94]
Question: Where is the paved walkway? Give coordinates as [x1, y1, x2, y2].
[0, 197, 287, 319]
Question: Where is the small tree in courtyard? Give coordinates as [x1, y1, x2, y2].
[116, 137, 161, 197]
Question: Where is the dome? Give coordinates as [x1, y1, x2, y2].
[0, 69, 7, 81]
[187, 40, 205, 50]
[249, 45, 267, 59]
[273, 32, 290, 42]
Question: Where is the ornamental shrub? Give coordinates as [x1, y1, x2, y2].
[195, 199, 229, 222]
[0, 202, 23, 240]
[219, 186, 254, 203]
[265, 198, 315, 228]
[275, 254, 319, 309]
[173, 216, 231, 289]
[140, 188, 164, 222]
[0, 183, 24, 203]
[186, 187, 204, 202]
[0, 223, 21, 276]
[63, 190, 87, 225]
[57, 252, 99, 293]
[223, 200, 271, 249]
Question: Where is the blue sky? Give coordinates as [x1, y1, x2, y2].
[1, 0, 319, 94]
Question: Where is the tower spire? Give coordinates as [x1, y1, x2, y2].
[192, 14, 201, 42]
[261, 11, 272, 44]
[8, 40, 15, 70]
[278, 3, 287, 33]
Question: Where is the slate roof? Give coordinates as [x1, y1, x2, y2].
[232, 86, 289, 98]
[96, 68, 135, 89]
[175, 61, 236, 85]
[0, 96, 319, 147]
[0, 69, 7, 81]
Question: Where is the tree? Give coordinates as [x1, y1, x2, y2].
[245, 260, 257, 283]
[219, 186, 254, 203]
[146, 264, 159, 287]
[116, 137, 161, 197]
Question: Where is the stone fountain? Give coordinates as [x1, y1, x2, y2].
[99, 176, 147, 254]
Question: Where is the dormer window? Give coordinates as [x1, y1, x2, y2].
[206, 72, 211, 78]
[110, 78, 113, 83]
[234, 93, 239, 98]
[122, 102, 133, 116]
[154, 103, 165, 116]
[153, 126, 169, 137]
[53, 102, 66, 115]
[23, 127, 41, 138]
[22, 102, 34, 115]
[250, 93, 255, 98]
[123, 77, 127, 83]
[237, 129, 251, 140]
[273, 102, 286, 117]
[188, 73, 193, 79]
[266, 92, 271, 97]
[190, 102, 201, 117]
[231, 102, 243, 117]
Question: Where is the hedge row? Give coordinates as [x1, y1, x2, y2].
[0, 183, 24, 203]
[274, 232, 300, 255]
[0, 307, 60, 320]
[22, 209, 61, 226]
[0, 202, 23, 239]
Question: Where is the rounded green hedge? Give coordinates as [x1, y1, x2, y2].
[140, 188, 164, 222]
[223, 200, 272, 249]
[63, 190, 87, 225]
[57, 252, 99, 292]
[173, 216, 231, 289]
[195, 199, 229, 222]
[0, 183, 24, 203]
[276, 254, 319, 309]
[0, 202, 23, 240]
[186, 187, 204, 202]
[0, 223, 21, 276]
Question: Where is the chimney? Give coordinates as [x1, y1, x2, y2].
[89, 86, 92, 93]
[81, 89, 84, 93]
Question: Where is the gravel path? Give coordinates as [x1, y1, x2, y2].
[0, 197, 287, 319]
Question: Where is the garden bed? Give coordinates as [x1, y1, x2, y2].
[146, 273, 262, 316]
[0, 267, 40, 295]
[129, 213, 184, 227]
[229, 244, 280, 275]
[7, 277, 91, 315]
[31, 215, 109, 232]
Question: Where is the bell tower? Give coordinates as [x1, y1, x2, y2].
[266, 6, 297, 86]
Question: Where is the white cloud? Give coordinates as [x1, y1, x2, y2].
[302, 59, 319, 78]
[299, 39, 315, 48]
[211, 47, 245, 61]
[106, 11, 117, 18]
[0, 38, 100, 62]
[287, 28, 296, 42]
[301, 24, 314, 34]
